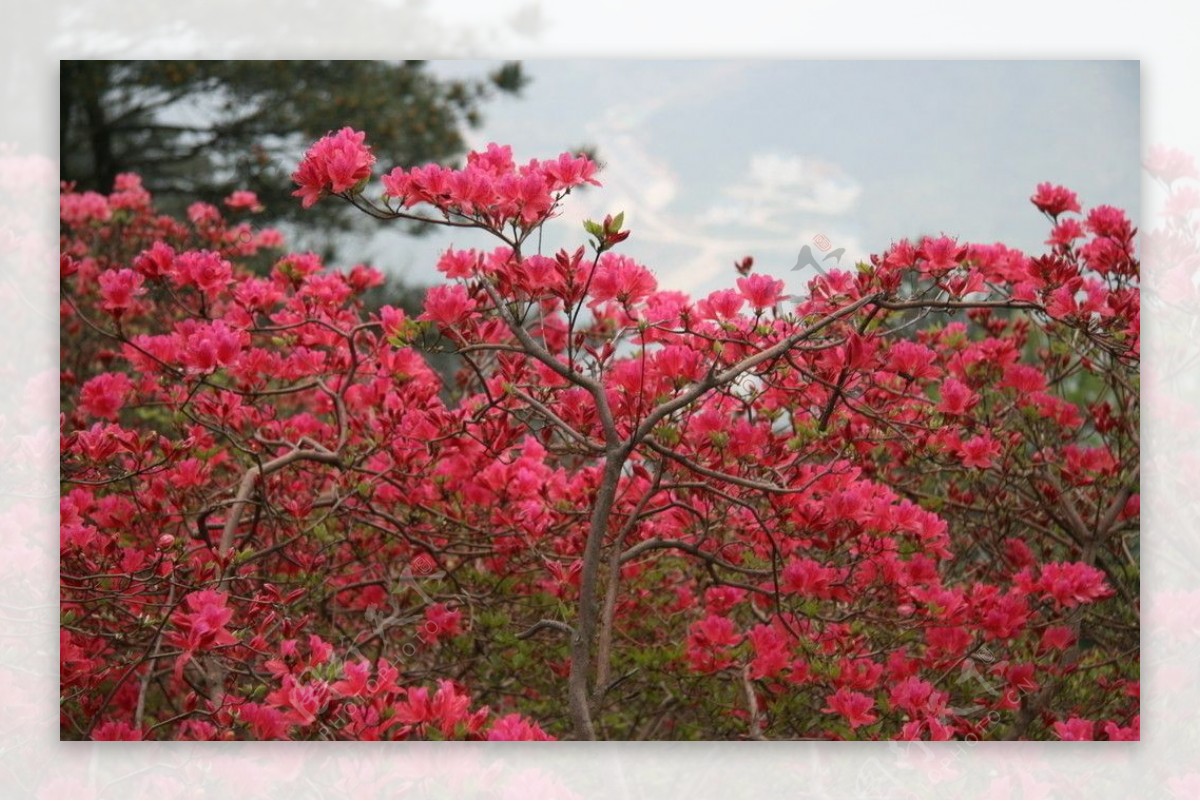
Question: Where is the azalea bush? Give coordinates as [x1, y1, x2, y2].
[60, 129, 1139, 741]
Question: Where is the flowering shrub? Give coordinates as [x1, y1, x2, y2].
[60, 133, 1138, 741]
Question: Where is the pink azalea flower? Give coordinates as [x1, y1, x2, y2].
[736, 273, 785, 310]
[436, 248, 481, 279]
[132, 241, 176, 279]
[780, 558, 839, 599]
[686, 614, 741, 673]
[90, 720, 143, 741]
[488, 713, 555, 741]
[1053, 716, 1095, 740]
[79, 372, 134, 421]
[917, 235, 965, 275]
[589, 254, 658, 307]
[936, 377, 979, 415]
[292, 127, 375, 207]
[1031, 183, 1081, 217]
[171, 250, 234, 297]
[224, 189, 264, 211]
[421, 603, 463, 645]
[98, 268, 145, 315]
[823, 688, 878, 730]
[1038, 562, 1112, 608]
[1103, 716, 1139, 741]
[419, 284, 478, 328]
[958, 433, 1002, 469]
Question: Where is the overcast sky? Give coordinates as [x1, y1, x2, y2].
[356, 60, 1139, 298]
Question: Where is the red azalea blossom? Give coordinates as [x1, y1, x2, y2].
[419, 283, 478, 327]
[1103, 716, 1139, 741]
[958, 433, 1002, 469]
[90, 720, 143, 741]
[421, 603, 463, 644]
[781, 558, 840, 599]
[936, 378, 978, 415]
[165, 590, 239, 681]
[78, 372, 134, 421]
[824, 688, 878, 730]
[686, 614, 742, 673]
[59, 155, 1138, 743]
[224, 189, 264, 211]
[1038, 562, 1112, 608]
[736, 273, 785, 310]
[1031, 183, 1082, 217]
[590, 253, 658, 307]
[98, 269, 145, 314]
[172, 250, 234, 297]
[1053, 716, 1095, 741]
[292, 127, 376, 207]
[917, 235, 965, 275]
[488, 713, 555, 741]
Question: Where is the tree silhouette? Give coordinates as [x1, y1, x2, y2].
[60, 60, 527, 240]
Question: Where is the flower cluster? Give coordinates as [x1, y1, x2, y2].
[60, 142, 1138, 742]
[291, 127, 376, 207]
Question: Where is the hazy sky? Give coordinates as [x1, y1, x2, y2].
[356, 60, 1139, 298]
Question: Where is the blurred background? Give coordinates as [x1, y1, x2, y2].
[13, 0, 1198, 794]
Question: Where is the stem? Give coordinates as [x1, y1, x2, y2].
[567, 447, 629, 740]
[743, 664, 765, 740]
[592, 544, 622, 708]
[135, 583, 176, 732]
[216, 445, 342, 575]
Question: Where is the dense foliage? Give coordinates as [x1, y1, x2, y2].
[60, 130, 1138, 740]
